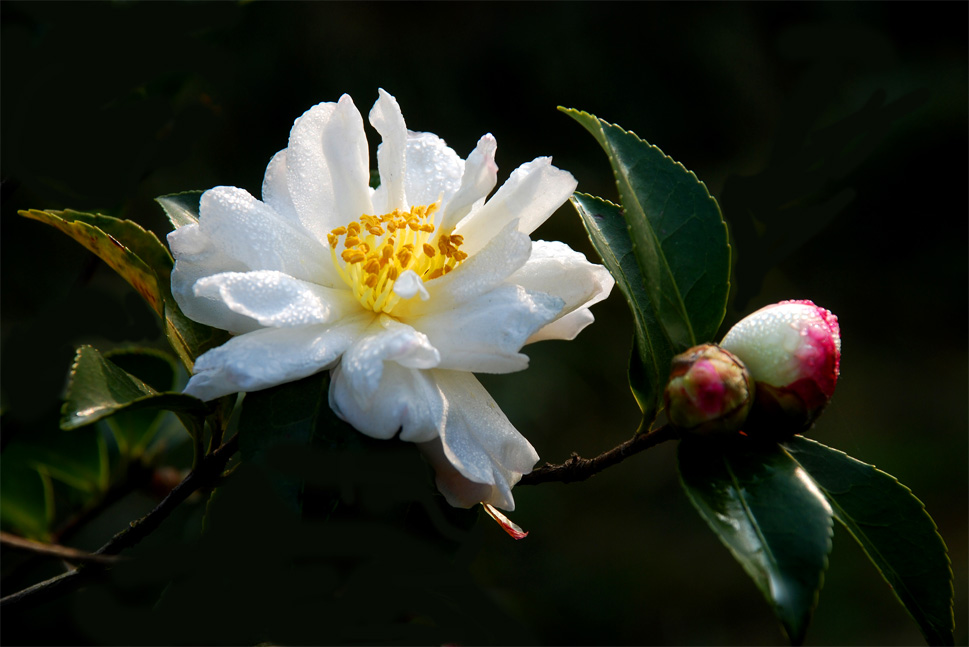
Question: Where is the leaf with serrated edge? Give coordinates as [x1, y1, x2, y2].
[156, 191, 202, 229]
[678, 438, 833, 644]
[783, 436, 955, 646]
[571, 192, 673, 420]
[20, 209, 167, 316]
[20, 207, 230, 371]
[62, 345, 208, 431]
[561, 108, 730, 351]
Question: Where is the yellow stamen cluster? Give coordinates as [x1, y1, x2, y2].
[328, 203, 468, 314]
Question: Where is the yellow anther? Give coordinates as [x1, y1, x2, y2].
[344, 236, 361, 248]
[408, 220, 420, 231]
[443, 265, 453, 274]
[386, 222, 397, 233]
[364, 259, 380, 274]
[397, 250, 413, 267]
[387, 266, 399, 281]
[426, 268, 444, 280]
[327, 233, 339, 248]
[422, 243, 436, 257]
[381, 245, 394, 261]
[330, 226, 347, 236]
[347, 222, 361, 235]
[449, 234, 464, 246]
[341, 249, 366, 264]
[419, 223, 435, 233]
[368, 225, 384, 236]
[453, 250, 468, 262]
[364, 274, 378, 288]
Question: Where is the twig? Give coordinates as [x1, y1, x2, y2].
[519, 424, 679, 486]
[0, 532, 120, 565]
[0, 434, 240, 611]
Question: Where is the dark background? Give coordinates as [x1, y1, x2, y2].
[2, 2, 966, 645]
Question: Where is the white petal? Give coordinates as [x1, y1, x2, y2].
[395, 219, 532, 319]
[436, 134, 498, 233]
[184, 315, 371, 401]
[508, 240, 616, 343]
[193, 270, 358, 328]
[425, 370, 539, 511]
[169, 224, 257, 334]
[286, 95, 373, 241]
[392, 269, 430, 301]
[414, 283, 563, 373]
[339, 315, 441, 405]
[402, 131, 464, 210]
[369, 89, 408, 212]
[195, 186, 331, 283]
[260, 150, 301, 227]
[526, 309, 595, 343]
[329, 362, 445, 442]
[454, 157, 577, 255]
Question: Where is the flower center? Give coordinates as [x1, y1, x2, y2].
[328, 203, 468, 314]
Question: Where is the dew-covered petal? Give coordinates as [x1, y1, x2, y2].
[423, 370, 540, 511]
[286, 95, 373, 241]
[183, 315, 372, 401]
[329, 362, 445, 442]
[338, 315, 441, 406]
[508, 240, 616, 342]
[395, 219, 532, 319]
[454, 157, 577, 255]
[414, 284, 562, 373]
[193, 270, 359, 328]
[436, 134, 498, 233]
[402, 132, 464, 210]
[369, 89, 408, 213]
[261, 149, 301, 227]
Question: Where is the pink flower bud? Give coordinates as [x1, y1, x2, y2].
[720, 300, 841, 436]
[664, 344, 754, 436]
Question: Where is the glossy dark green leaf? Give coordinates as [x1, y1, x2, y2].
[101, 349, 181, 456]
[62, 345, 208, 432]
[571, 192, 673, 421]
[0, 461, 53, 540]
[561, 108, 730, 350]
[678, 437, 833, 644]
[783, 436, 955, 645]
[156, 191, 202, 229]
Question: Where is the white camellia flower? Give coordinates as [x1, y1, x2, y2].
[168, 89, 614, 511]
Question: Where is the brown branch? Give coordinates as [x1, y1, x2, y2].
[0, 434, 239, 611]
[0, 532, 121, 565]
[519, 424, 680, 486]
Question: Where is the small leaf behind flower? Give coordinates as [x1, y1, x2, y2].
[678, 437, 833, 644]
[62, 345, 208, 431]
[156, 191, 203, 229]
[570, 193, 673, 421]
[561, 108, 730, 351]
[783, 436, 955, 646]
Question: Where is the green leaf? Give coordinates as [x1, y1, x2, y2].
[156, 191, 202, 229]
[62, 345, 208, 432]
[678, 437, 833, 644]
[3, 427, 108, 494]
[783, 437, 955, 645]
[561, 108, 730, 350]
[20, 208, 170, 317]
[20, 207, 231, 371]
[571, 193, 674, 420]
[101, 349, 181, 456]
[0, 462, 53, 540]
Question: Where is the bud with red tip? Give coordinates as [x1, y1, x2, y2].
[720, 300, 841, 436]
[664, 344, 754, 436]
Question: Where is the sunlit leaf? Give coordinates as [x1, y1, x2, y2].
[156, 191, 202, 229]
[20, 209, 169, 317]
[678, 437, 833, 644]
[784, 437, 955, 646]
[561, 108, 730, 350]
